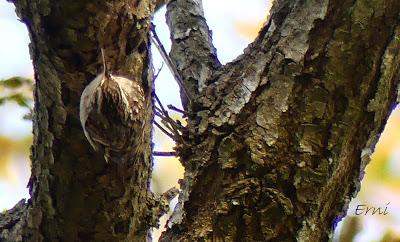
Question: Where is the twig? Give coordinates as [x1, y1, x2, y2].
[154, 107, 165, 117]
[152, 151, 177, 157]
[161, 118, 181, 135]
[150, 24, 192, 103]
[153, 92, 182, 137]
[154, 109, 178, 135]
[154, 120, 175, 141]
[154, 91, 168, 116]
[154, 63, 164, 80]
[167, 104, 188, 117]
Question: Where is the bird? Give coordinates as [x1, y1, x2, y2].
[79, 49, 145, 163]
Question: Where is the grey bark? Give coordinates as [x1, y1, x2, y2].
[1, 0, 400, 241]
[161, 0, 400, 241]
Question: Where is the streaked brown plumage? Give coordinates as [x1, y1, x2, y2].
[79, 50, 145, 162]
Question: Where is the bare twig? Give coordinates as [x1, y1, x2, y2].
[167, 104, 188, 117]
[154, 120, 175, 141]
[154, 91, 168, 116]
[154, 107, 165, 117]
[154, 62, 164, 80]
[150, 24, 192, 103]
[153, 92, 183, 137]
[152, 68, 186, 142]
[154, 109, 178, 136]
[161, 118, 181, 135]
[152, 151, 177, 157]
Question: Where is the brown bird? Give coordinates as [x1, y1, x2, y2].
[79, 49, 145, 163]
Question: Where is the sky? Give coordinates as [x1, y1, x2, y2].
[0, 1, 399, 241]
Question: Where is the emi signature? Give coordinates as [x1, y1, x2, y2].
[355, 202, 390, 216]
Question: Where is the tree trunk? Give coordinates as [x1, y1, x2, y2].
[1, 0, 159, 241]
[1, 0, 400, 241]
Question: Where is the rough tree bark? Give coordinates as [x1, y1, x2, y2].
[0, 0, 160, 241]
[1, 0, 400, 242]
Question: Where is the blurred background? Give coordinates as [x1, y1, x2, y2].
[1, 1, 399, 241]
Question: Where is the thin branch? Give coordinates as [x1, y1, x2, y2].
[161, 119, 181, 136]
[153, 92, 183, 137]
[154, 107, 165, 117]
[154, 110, 179, 136]
[152, 151, 177, 157]
[154, 120, 175, 141]
[154, 90, 169, 115]
[167, 104, 188, 117]
[152, 57, 185, 138]
[154, 62, 164, 80]
[150, 25, 192, 103]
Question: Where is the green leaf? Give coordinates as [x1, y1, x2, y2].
[0, 77, 32, 89]
[0, 94, 31, 108]
[10, 94, 30, 108]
